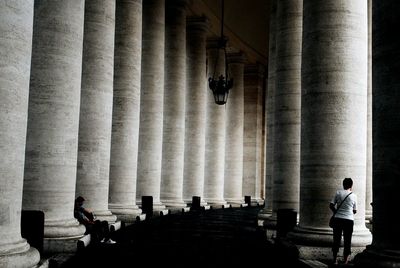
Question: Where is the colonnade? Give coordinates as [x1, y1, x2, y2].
[0, 0, 264, 266]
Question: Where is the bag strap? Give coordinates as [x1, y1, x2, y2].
[334, 192, 352, 215]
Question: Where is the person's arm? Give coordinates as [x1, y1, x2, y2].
[329, 203, 337, 214]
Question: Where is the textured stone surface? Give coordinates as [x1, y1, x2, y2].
[23, 0, 86, 252]
[290, 0, 371, 258]
[224, 53, 245, 204]
[204, 39, 227, 205]
[160, 0, 187, 208]
[182, 17, 208, 203]
[0, 1, 40, 267]
[109, 0, 143, 222]
[76, 0, 117, 224]
[136, 0, 166, 210]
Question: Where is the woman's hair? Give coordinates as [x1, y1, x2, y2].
[343, 178, 353, 190]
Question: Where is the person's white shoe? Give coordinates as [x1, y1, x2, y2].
[100, 238, 106, 243]
[105, 238, 116, 244]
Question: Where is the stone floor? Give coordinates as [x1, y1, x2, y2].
[60, 207, 315, 268]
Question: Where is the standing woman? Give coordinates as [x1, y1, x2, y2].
[329, 178, 357, 265]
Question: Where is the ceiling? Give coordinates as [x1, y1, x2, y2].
[187, 0, 270, 66]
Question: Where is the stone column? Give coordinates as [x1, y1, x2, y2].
[76, 0, 117, 224]
[354, 1, 400, 267]
[224, 52, 245, 206]
[136, 0, 166, 211]
[243, 64, 266, 206]
[23, 1, 86, 253]
[0, 2, 40, 267]
[259, 0, 277, 220]
[160, 0, 187, 209]
[266, 0, 302, 228]
[288, 0, 371, 261]
[365, 0, 373, 222]
[109, 0, 143, 223]
[183, 17, 209, 204]
[204, 39, 227, 207]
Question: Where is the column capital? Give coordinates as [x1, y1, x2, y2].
[186, 16, 209, 32]
[227, 51, 247, 64]
[206, 37, 229, 49]
[244, 63, 266, 77]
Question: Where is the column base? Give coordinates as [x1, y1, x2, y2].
[287, 225, 372, 262]
[204, 198, 227, 209]
[109, 204, 142, 224]
[92, 210, 117, 224]
[354, 245, 400, 268]
[161, 199, 187, 209]
[224, 198, 245, 208]
[258, 207, 273, 219]
[0, 241, 40, 268]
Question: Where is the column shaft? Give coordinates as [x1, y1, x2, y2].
[109, 0, 143, 222]
[76, 0, 117, 223]
[243, 65, 266, 206]
[136, 0, 166, 210]
[0, 1, 40, 267]
[204, 39, 227, 206]
[160, 0, 187, 209]
[272, 0, 302, 218]
[355, 1, 400, 267]
[224, 53, 245, 205]
[23, 0, 86, 253]
[183, 17, 208, 204]
[259, 0, 277, 219]
[289, 0, 371, 261]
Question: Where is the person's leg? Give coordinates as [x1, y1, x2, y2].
[332, 225, 342, 264]
[343, 220, 354, 264]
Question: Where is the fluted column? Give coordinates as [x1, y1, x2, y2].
[204, 39, 227, 207]
[288, 0, 371, 261]
[109, 0, 143, 223]
[354, 1, 400, 267]
[160, 0, 187, 209]
[243, 64, 266, 206]
[259, 0, 277, 219]
[224, 52, 245, 206]
[183, 17, 209, 204]
[266, 0, 302, 228]
[76, 0, 117, 224]
[0, 2, 40, 267]
[23, 1, 86, 253]
[136, 0, 166, 210]
[365, 0, 373, 222]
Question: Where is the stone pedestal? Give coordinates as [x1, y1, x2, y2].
[0, 1, 40, 267]
[109, 0, 143, 223]
[288, 0, 371, 261]
[183, 17, 209, 204]
[23, 0, 86, 253]
[76, 0, 117, 224]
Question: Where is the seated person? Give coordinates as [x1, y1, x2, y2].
[74, 196, 116, 244]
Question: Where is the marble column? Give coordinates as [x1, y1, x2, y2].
[160, 0, 187, 209]
[243, 64, 266, 206]
[183, 17, 209, 204]
[259, 0, 277, 220]
[109, 0, 143, 223]
[203, 39, 227, 207]
[136, 0, 166, 211]
[76, 0, 117, 224]
[354, 1, 400, 267]
[224, 52, 245, 206]
[23, 0, 86, 253]
[0, 1, 40, 267]
[288, 0, 371, 261]
[266, 0, 302, 228]
[365, 0, 373, 222]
